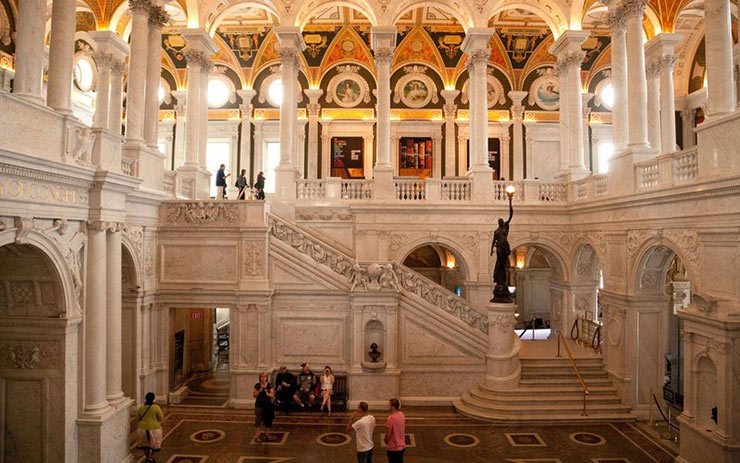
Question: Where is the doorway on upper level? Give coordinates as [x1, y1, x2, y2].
[169, 307, 230, 407]
[402, 244, 468, 298]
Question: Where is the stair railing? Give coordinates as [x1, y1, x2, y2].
[556, 330, 590, 416]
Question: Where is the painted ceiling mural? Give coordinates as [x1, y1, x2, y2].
[0, 0, 735, 107]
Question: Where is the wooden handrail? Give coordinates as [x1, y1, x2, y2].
[557, 330, 590, 416]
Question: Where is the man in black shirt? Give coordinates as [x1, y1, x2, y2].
[275, 366, 296, 412]
[293, 363, 316, 410]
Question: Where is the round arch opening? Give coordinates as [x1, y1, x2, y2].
[401, 244, 468, 297]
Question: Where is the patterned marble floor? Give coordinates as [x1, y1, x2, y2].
[132, 407, 679, 463]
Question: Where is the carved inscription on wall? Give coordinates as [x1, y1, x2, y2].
[0, 176, 89, 205]
[161, 244, 238, 283]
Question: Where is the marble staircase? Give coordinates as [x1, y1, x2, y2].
[454, 352, 636, 423]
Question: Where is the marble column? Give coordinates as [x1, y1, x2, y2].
[46, 0, 76, 113]
[508, 91, 527, 180]
[624, 0, 650, 148]
[237, 89, 257, 179]
[500, 131, 510, 179]
[273, 27, 305, 201]
[370, 26, 397, 200]
[13, 0, 46, 102]
[646, 63, 662, 153]
[606, 5, 628, 152]
[441, 89, 459, 177]
[704, 0, 736, 116]
[304, 89, 323, 179]
[144, 6, 167, 147]
[182, 51, 204, 167]
[680, 108, 696, 149]
[171, 90, 187, 168]
[550, 30, 589, 180]
[646, 34, 682, 154]
[582, 93, 594, 171]
[371, 27, 396, 171]
[106, 225, 125, 405]
[467, 64, 478, 173]
[109, 59, 127, 134]
[197, 61, 212, 169]
[92, 52, 113, 129]
[85, 222, 109, 415]
[125, 0, 152, 144]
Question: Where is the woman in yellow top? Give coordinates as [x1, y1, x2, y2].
[136, 392, 164, 462]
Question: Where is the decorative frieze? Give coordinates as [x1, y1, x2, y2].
[0, 341, 59, 370]
[296, 208, 353, 221]
[164, 202, 237, 225]
[374, 48, 394, 64]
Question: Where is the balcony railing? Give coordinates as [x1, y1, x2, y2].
[441, 179, 472, 201]
[297, 179, 325, 200]
[121, 157, 137, 177]
[341, 179, 373, 200]
[636, 147, 699, 191]
[572, 174, 608, 201]
[395, 178, 426, 201]
[163, 170, 176, 196]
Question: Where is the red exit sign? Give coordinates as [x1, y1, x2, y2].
[191, 311, 203, 320]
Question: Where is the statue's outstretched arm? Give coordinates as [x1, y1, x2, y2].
[506, 199, 514, 225]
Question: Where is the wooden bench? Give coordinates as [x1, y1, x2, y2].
[270, 371, 348, 412]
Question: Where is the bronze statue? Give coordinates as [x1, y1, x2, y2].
[490, 193, 514, 302]
[369, 343, 381, 363]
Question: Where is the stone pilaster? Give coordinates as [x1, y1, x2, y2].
[440, 89, 459, 178]
[108, 58, 127, 134]
[85, 221, 110, 416]
[550, 30, 590, 181]
[46, 0, 76, 114]
[304, 88, 323, 179]
[645, 61, 662, 153]
[171, 90, 187, 169]
[12, 0, 46, 102]
[371, 26, 397, 200]
[106, 224, 125, 405]
[508, 91, 527, 179]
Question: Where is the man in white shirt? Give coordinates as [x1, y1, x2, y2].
[347, 401, 375, 463]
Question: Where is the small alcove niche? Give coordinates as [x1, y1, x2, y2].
[362, 319, 386, 371]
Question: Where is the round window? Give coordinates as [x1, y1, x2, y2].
[599, 83, 614, 110]
[207, 78, 231, 108]
[267, 78, 283, 107]
[74, 57, 95, 93]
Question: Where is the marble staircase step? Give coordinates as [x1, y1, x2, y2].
[468, 387, 623, 406]
[476, 383, 619, 397]
[459, 391, 633, 415]
[518, 377, 614, 387]
[452, 398, 636, 424]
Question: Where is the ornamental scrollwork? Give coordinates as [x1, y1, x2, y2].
[165, 202, 237, 225]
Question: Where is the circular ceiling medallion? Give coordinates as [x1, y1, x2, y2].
[569, 432, 606, 446]
[444, 433, 480, 448]
[316, 432, 351, 447]
[190, 429, 226, 443]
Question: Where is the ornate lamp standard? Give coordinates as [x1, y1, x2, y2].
[490, 185, 515, 303]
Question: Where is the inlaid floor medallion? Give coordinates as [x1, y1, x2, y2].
[505, 432, 547, 447]
[249, 431, 289, 445]
[165, 455, 209, 463]
[570, 432, 606, 446]
[316, 432, 352, 446]
[443, 433, 480, 448]
[189, 429, 226, 443]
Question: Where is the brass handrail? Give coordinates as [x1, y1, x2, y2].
[556, 330, 590, 416]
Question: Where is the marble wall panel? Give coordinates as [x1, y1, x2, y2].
[274, 315, 348, 366]
[400, 317, 482, 365]
[2, 377, 45, 462]
[160, 243, 238, 283]
[399, 371, 480, 399]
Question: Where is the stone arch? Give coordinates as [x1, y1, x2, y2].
[508, 237, 568, 280]
[294, 0, 379, 29]
[0, 228, 78, 318]
[397, 235, 475, 283]
[385, 0, 474, 31]
[205, 0, 282, 35]
[485, 1, 566, 37]
[632, 238, 697, 297]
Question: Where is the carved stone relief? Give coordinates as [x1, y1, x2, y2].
[0, 341, 59, 370]
[243, 240, 265, 277]
[296, 208, 353, 221]
[164, 202, 237, 225]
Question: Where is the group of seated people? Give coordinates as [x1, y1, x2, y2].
[274, 363, 336, 416]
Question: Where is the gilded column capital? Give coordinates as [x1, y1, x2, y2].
[556, 50, 586, 73]
[374, 48, 394, 66]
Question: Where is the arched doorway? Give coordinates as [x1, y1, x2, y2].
[508, 244, 567, 337]
[634, 245, 691, 414]
[402, 244, 468, 297]
[0, 242, 68, 462]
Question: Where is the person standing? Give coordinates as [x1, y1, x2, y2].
[254, 171, 265, 200]
[347, 401, 375, 463]
[216, 164, 229, 199]
[253, 372, 275, 443]
[384, 398, 406, 463]
[136, 392, 164, 463]
[235, 169, 249, 199]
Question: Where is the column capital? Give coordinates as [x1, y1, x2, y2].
[128, 0, 152, 15]
[549, 30, 589, 58]
[606, 7, 627, 34]
[183, 47, 213, 71]
[680, 107, 696, 119]
[88, 30, 129, 59]
[555, 50, 587, 73]
[304, 88, 324, 104]
[237, 88, 257, 115]
[440, 89, 460, 104]
[148, 5, 169, 28]
[274, 26, 307, 51]
[172, 90, 186, 114]
[461, 27, 496, 54]
[93, 51, 113, 69]
[508, 90, 528, 106]
[276, 45, 302, 68]
[179, 28, 219, 55]
[645, 60, 661, 78]
[110, 58, 127, 76]
[371, 26, 398, 52]
[622, 0, 648, 19]
[645, 32, 682, 61]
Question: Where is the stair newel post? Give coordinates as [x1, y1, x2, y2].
[484, 302, 522, 390]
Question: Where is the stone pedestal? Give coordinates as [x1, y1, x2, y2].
[484, 302, 521, 390]
[77, 400, 133, 463]
[122, 143, 167, 191]
[176, 163, 211, 199]
[372, 165, 395, 201]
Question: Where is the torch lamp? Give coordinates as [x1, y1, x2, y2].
[505, 184, 516, 201]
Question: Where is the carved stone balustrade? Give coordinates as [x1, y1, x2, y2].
[160, 200, 266, 228]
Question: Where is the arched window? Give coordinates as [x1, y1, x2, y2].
[267, 79, 284, 107]
[207, 78, 231, 108]
[74, 56, 95, 93]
